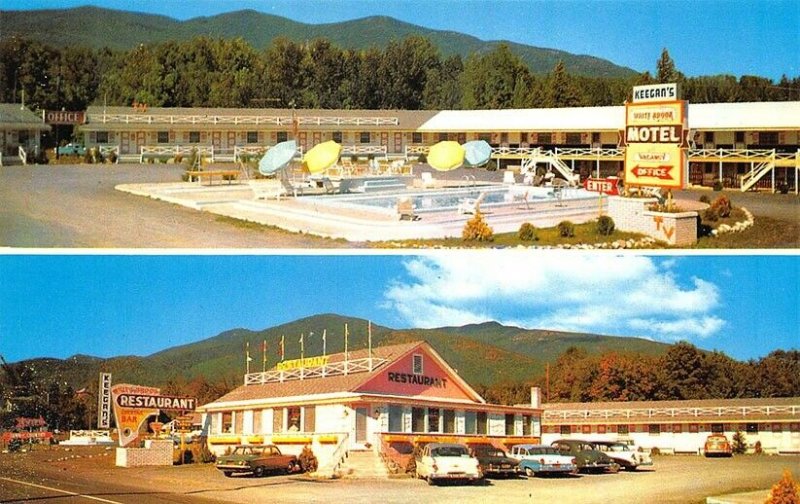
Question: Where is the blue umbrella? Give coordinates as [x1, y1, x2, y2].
[258, 140, 298, 175]
[462, 140, 492, 167]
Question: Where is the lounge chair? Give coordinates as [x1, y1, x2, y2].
[249, 180, 287, 200]
[458, 191, 488, 214]
[280, 171, 304, 197]
[397, 197, 418, 220]
[421, 172, 436, 189]
[321, 176, 337, 194]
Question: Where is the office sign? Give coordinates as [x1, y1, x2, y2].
[44, 110, 85, 125]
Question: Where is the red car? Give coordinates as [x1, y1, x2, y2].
[703, 434, 733, 457]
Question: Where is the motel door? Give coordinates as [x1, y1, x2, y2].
[121, 132, 130, 155]
[211, 132, 222, 149]
[227, 131, 236, 150]
[355, 407, 368, 443]
[394, 133, 403, 155]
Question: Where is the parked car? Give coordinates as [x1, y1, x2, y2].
[588, 440, 653, 471]
[415, 442, 483, 485]
[510, 443, 578, 477]
[551, 439, 619, 473]
[57, 143, 86, 156]
[215, 444, 298, 477]
[703, 434, 733, 457]
[467, 443, 520, 478]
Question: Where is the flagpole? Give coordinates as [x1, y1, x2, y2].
[262, 339, 267, 373]
[246, 341, 251, 375]
[368, 320, 373, 371]
[344, 323, 349, 375]
[280, 335, 285, 362]
[322, 329, 327, 357]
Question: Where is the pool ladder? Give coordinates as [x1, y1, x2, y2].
[462, 175, 476, 187]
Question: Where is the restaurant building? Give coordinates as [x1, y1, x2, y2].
[197, 341, 542, 472]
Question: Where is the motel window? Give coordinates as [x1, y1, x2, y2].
[673, 424, 682, 434]
[412, 354, 423, 375]
[523, 415, 532, 436]
[277, 131, 288, 143]
[648, 424, 661, 436]
[96, 132, 109, 144]
[464, 411, 477, 434]
[457, 133, 466, 144]
[478, 133, 491, 143]
[592, 132, 601, 144]
[759, 131, 778, 145]
[566, 132, 582, 145]
[412, 407, 425, 433]
[772, 424, 782, 433]
[746, 423, 759, 434]
[222, 412, 233, 433]
[287, 406, 301, 432]
[560, 425, 571, 436]
[443, 410, 456, 434]
[597, 424, 606, 435]
[333, 131, 343, 143]
[360, 132, 371, 144]
[246, 131, 258, 144]
[704, 131, 715, 144]
[438, 132, 449, 142]
[711, 423, 724, 434]
[388, 405, 403, 432]
[689, 424, 699, 433]
[500, 133, 509, 144]
[428, 408, 440, 433]
[582, 425, 591, 435]
[520, 132, 529, 143]
[735, 131, 745, 143]
[157, 131, 169, 144]
[189, 131, 200, 143]
[412, 132, 423, 144]
[477, 412, 488, 435]
[505, 414, 515, 435]
[537, 133, 552, 144]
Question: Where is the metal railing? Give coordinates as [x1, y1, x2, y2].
[139, 144, 214, 162]
[18, 146, 27, 165]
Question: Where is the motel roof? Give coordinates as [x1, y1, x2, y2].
[0, 104, 51, 131]
[199, 341, 502, 412]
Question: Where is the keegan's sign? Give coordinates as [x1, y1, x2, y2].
[98, 372, 112, 429]
[631, 83, 678, 103]
[624, 95, 687, 189]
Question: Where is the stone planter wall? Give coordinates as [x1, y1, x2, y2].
[608, 197, 698, 246]
[116, 439, 172, 467]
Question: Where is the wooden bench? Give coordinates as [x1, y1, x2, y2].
[186, 169, 240, 185]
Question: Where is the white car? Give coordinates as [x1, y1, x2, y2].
[415, 443, 483, 485]
[510, 444, 578, 477]
[589, 440, 653, 471]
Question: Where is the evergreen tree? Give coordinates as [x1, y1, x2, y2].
[656, 48, 681, 83]
[548, 60, 584, 108]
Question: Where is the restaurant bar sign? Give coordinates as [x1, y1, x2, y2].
[623, 83, 687, 189]
[44, 110, 85, 125]
[110, 384, 196, 448]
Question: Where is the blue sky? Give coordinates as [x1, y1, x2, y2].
[4, 0, 798, 80]
[0, 253, 797, 363]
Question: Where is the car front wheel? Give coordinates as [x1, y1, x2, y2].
[427, 475, 435, 486]
[286, 461, 295, 474]
[223, 471, 233, 478]
[253, 466, 265, 478]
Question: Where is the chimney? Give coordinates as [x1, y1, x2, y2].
[530, 386, 542, 408]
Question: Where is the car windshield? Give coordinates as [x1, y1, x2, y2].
[233, 447, 263, 456]
[478, 448, 505, 457]
[432, 446, 468, 457]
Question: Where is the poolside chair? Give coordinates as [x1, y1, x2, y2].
[458, 191, 488, 214]
[321, 176, 337, 194]
[249, 179, 287, 200]
[396, 196, 419, 221]
[279, 170, 304, 197]
[420, 172, 436, 189]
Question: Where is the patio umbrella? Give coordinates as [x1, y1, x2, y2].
[427, 141, 465, 171]
[462, 140, 492, 167]
[258, 140, 297, 175]
[304, 140, 342, 174]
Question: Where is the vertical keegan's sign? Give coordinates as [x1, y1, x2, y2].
[624, 83, 688, 189]
[97, 373, 112, 429]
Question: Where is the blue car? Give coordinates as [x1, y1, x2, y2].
[511, 444, 578, 477]
[57, 143, 86, 156]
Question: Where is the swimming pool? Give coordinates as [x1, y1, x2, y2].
[307, 185, 595, 215]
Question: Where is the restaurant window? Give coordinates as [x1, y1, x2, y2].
[277, 131, 288, 143]
[477, 412, 488, 435]
[246, 131, 258, 144]
[287, 406, 301, 431]
[520, 132, 529, 143]
[304, 406, 315, 432]
[333, 131, 343, 143]
[704, 131, 715, 143]
[157, 131, 169, 143]
[96, 132, 109, 144]
[464, 411, 477, 434]
[222, 412, 233, 433]
[428, 408, 440, 433]
[673, 424, 682, 434]
[592, 132, 601, 144]
[443, 410, 456, 434]
[189, 131, 200, 143]
[523, 415, 532, 436]
[735, 131, 745, 143]
[648, 424, 661, 436]
[617, 425, 629, 435]
[710, 423, 724, 433]
[500, 132, 509, 144]
[560, 425, 571, 435]
[689, 423, 699, 433]
[360, 132, 371, 144]
[566, 132, 582, 145]
[505, 414, 515, 435]
[388, 405, 403, 432]
[759, 131, 778, 145]
[746, 423, 759, 434]
[411, 132, 423, 144]
[537, 132, 552, 144]
[413, 354, 423, 375]
[412, 407, 425, 433]
[438, 132, 449, 142]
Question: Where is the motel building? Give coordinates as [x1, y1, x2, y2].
[0, 103, 50, 165]
[197, 341, 543, 474]
[541, 397, 800, 455]
[79, 101, 800, 192]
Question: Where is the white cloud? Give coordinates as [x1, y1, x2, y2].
[383, 254, 725, 343]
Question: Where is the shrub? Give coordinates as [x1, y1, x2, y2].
[712, 179, 723, 191]
[83, 148, 94, 164]
[710, 195, 732, 218]
[765, 469, 799, 504]
[732, 430, 747, 454]
[416, 153, 427, 164]
[699, 194, 711, 204]
[107, 151, 117, 164]
[518, 222, 538, 241]
[596, 215, 615, 236]
[462, 211, 494, 241]
[557, 220, 575, 238]
[755, 441, 763, 455]
[649, 447, 661, 456]
[405, 443, 425, 475]
[298, 445, 318, 473]
[703, 207, 720, 222]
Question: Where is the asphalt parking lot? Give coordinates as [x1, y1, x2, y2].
[1, 446, 797, 504]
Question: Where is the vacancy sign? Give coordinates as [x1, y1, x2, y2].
[624, 83, 687, 189]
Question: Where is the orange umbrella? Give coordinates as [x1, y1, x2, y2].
[304, 140, 342, 174]
[427, 141, 465, 171]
